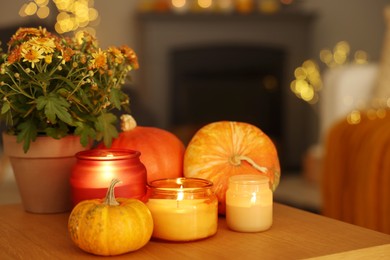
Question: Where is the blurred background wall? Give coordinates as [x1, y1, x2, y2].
[0, 0, 388, 171]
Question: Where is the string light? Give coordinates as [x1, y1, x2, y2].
[291, 41, 389, 124]
[290, 59, 322, 105]
[292, 41, 369, 106]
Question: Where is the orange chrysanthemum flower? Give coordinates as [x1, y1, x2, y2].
[7, 46, 22, 64]
[0, 26, 139, 153]
[108, 47, 124, 64]
[8, 27, 49, 51]
[91, 49, 107, 69]
[60, 47, 74, 62]
[120, 45, 139, 69]
[29, 37, 56, 54]
[21, 46, 44, 68]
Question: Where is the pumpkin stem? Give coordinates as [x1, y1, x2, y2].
[230, 155, 268, 173]
[120, 114, 137, 132]
[104, 178, 121, 206]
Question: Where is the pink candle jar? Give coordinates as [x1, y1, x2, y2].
[146, 177, 218, 242]
[70, 149, 147, 206]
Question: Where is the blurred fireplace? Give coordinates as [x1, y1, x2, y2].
[170, 45, 285, 146]
[136, 12, 315, 170]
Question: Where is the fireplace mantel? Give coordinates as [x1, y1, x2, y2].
[135, 11, 315, 169]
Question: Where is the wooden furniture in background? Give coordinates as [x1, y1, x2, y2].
[322, 110, 390, 234]
[1, 203, 389, 259]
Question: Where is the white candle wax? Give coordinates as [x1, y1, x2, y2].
[226, 194, 272, 232]
[146, 198, 218, 241]
[226, 175, 273, 232]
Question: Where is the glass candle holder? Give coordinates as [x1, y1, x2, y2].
[226, 174, 273, 232]
[70, 149, 147, 206]
[146, 177, 218, 242]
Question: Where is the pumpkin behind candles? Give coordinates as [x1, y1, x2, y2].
[68, 179, 153, 256]
[183, 121, 280, 214]
[100, 115, 185, 183]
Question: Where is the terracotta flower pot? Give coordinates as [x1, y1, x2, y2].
[2, 133, 90, 213]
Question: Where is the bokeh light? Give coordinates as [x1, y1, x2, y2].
[19, 0, 99, 35]
[291, 41, 372, 120]
[290, 59, 322, 104]
[198, 0, 212, 9]
[347, 110, 361, 124]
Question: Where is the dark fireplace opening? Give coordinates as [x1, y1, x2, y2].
[169, 44, 286, 153]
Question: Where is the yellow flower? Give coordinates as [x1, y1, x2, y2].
[91, 49, 107, 69]
[45, 54, 53, 64]
[108, 47, 124, 64]
[29, 37, 56, 54]
[0, 26, 139, 153]
[21, 46, 44, 68]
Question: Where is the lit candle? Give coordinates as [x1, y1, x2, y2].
[146, 178, 218, 241]
[70, 149, 147, 206]
[226, 174, 273, 232]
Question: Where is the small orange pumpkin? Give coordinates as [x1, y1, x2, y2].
[68, 179, 153, 256]
[102, 115, 185, 183]
[183, 121, 280, 214]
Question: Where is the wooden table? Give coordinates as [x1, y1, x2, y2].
[1, 203, 389, 259]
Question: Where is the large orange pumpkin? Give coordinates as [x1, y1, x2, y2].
[103, 115, 185, 183]
[183, 121, 280, 214]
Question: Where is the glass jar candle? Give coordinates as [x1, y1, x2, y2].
[70, 149, 147, 206]
[146, 177, 218, 242]
[226, 174, 273, 232]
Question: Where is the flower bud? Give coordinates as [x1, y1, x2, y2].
[45, 55, 52, 64]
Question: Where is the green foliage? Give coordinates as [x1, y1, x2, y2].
[0, 27, 139, 152]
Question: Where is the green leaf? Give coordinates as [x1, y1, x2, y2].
[1, 102, 10, 114]
[35, 72, 50, 82]
[45, 123, 69, 139]
[95, 112, 118, 148]
[36, 94, 73, 125]
[74, 123, 96, 147]
[16, 119, 38, 153]
[109, 88, 122, 109]
[52, 75, 78, 90]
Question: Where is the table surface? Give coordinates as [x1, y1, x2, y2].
[1, 203, 389, 259]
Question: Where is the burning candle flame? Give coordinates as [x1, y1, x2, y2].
[177, 184, 184, 208]
[251, 192, 257, 205]
[102, 165, 115, 183]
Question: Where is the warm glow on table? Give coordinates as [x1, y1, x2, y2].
[1, 203, 390, 259]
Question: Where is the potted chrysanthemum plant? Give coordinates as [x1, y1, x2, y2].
[0, 27, 139, 213]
